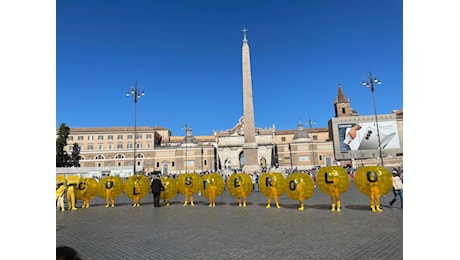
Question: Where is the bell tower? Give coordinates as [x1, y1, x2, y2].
[334, 84, 353, 117]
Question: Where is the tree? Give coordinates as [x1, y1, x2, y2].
[56, 123, 71, 167]
[71, 143, 81, 167]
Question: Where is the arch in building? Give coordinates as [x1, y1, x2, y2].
[324, 154, 333, 166]
[259, 157, 267, 168]
[161, 160, 169, 175]
[239, 151, 244, 169]
[115, 154, 125, 167]
[95, 154, 105, 160]
[224, 159, 230, 170]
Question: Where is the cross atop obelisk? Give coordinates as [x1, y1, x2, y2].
[242, 27, 248, 41]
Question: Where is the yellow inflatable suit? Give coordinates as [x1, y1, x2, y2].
[66, 175, 80, 211]
[285, 173, 315, 211]
[354, 166, 392, 212]
[259, 172, 286, 209]
[76, 177, 98, 208]
[160, 176, 177, 206]
[56, 175, 66, 212]
[316, 166, 350, 212]
[199, 173, 225, 207]
[177, 173, 200, 207]
[227, 173, 253, 207]
[124, 174, 151, 207]
[97, 175, 124, 207]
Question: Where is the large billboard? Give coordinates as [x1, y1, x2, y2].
[338, 121, 400, 152]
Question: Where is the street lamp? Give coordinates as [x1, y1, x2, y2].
[362, 71, 384, 166]
[182, 123, 190, 173]
[307, 117, 316, 168]
[126, 82, 145, 175]
[201, 148, 204, 173]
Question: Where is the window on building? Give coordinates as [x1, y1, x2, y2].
[108, 135, 113, 140]
[319, 155, 323, 161]
[88, 136, 94, 141]
[127, 143, 133, 149]
[299, 155, 309, 162]
[117, 135, 123, 140]
[342, 107, 346, 114]
[78, 136, 84, 141]
[127, 135, 133, 140]
[108, 144, 112, 150]
[146, 134, 152, 139]
[172, 161, 175, 167]
[115, 154, 124, 159]
[95, 155, 104, 160]
[98, 135, 104, 140]
[98, 144, 103, 150]
[117, 143, 123, 149]
[117, 162, 122, 167]
[204, 160, 207, 166]
[136, 134, 142, 139]
[156, 162, 160, 168]
[186, 161, 194, 167]
[68, 136, 74, 141]
[87, 144, 93, 150]
[97, 162, 102, 167]
[313, 135, 318, 140]
[147, 143, 151, 149]
[281, 137, 286, 142]
[298, 145, 308, 150]
[136, 143, 141, 149]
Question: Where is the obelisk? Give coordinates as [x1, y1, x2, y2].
[241, 27, 261, 173]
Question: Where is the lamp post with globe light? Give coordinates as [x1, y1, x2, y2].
[362, 71, 384, 166]
[126, 82, 145, 174]
[307, 117, 316, 168]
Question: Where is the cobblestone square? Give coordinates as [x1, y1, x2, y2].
[56, 181, 403, 260]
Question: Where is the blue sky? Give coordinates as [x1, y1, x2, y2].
[5, 1, 460, 257]
[56, 0, 402, 136]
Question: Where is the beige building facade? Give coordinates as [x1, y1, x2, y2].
[59, 122, 333, 176]
[56, 32, 403, 176]
[328, 85, 403, 168]
[57, 84, 403, 176]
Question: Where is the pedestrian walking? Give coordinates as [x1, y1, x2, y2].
[151, 175, 164, 207]
[389, 170, 403, 209]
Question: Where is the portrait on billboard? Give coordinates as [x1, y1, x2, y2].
[338, 121, 399, 151]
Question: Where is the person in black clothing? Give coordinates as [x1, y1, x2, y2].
[151, 175, 164, 207]
[56, 246, 82, 260]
